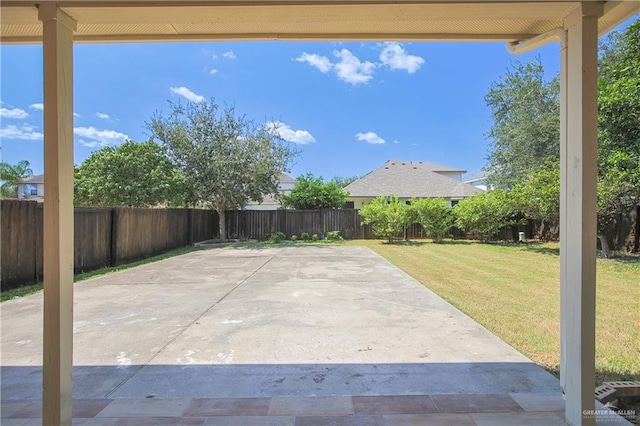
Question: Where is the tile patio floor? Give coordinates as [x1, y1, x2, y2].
[2, 393, 574, 425]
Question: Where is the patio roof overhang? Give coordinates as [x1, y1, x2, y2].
[1, 1, 637, 44]
[1, 2, 638, 426]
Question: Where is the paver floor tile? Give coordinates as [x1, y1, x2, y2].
[184, 398, 271, 416]
[294, 415, 383, 426]
[509, 392, 566, 412]
[269, 397, 354, 416]
[353, 396, 438, 415]
[96, 399, 190, 418]
[471, 412, 568, 425]
[432, 393, 524, 413]
[382, 413, 476, 426]
[203, 416, 295, 425]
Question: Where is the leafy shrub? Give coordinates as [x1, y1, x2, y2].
[325, 230, 343, 241]
[454, 190, 514, 241]
[312, 233, 319, 241]
[268, 232, 286, 243]
[301, 232, 309, 241]
[360, 196, 411, 243]
[291, 235, 298, 241]
[409, 198, 453, 243]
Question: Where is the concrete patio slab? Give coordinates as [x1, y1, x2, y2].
[2, 245, 561, 402]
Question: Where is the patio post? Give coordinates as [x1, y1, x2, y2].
[38, 3, 76, 425]
[560, 2, 602, 425]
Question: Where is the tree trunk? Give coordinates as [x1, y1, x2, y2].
[598, 234, 611, 259]
[218, 208, 226, 242]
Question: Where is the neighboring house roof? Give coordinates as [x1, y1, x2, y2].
[344, 159, 482, 199]
[18, 174, 44, 184]
[463, 170, 488, 183]
[279, 173, 295, 184]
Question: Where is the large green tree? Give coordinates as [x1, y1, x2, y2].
[74, 140, 187, 207]
[1, 160, 33, 198]
[484, 60, 560, 189]
[596, 19, 640, 256]
[330, 175, 361, 188]
[148, 100, 299, 241]
[483, 20, 639, 254]
[282, 173, 349, 210]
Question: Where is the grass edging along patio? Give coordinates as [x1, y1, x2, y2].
[0, 239, 344, 302]
[348, 239, 639, 386]
[0, 245, 207, 302]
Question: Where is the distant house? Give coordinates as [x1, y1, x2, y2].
[463, 170, 490, 191]
[17, 174, 44, 202]
[245, 173, 296, 210]
[344, 159, 483, 208]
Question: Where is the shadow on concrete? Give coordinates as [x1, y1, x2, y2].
[2, 362, 561, 400]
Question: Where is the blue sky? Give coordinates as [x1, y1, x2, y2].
[0, 30, 612, 180]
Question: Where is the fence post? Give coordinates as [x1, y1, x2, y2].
[109, 208, 118, 266]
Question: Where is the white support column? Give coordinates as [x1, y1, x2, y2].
[561, 2, 602, 425]
[38, 4, 76, 426]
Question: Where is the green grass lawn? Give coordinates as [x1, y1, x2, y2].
[347, 239, 640, 385]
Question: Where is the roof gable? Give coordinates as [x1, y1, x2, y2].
[18, 174, 44, 184]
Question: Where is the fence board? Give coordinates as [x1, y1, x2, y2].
[1, 200, 38, 290]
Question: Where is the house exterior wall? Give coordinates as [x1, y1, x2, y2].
[17, 183, 45, 201]
[433, 171, 463, 181]
[466, 179, 488, 191]
[279, 182, 295, 191]
[245, 202, 282, 211]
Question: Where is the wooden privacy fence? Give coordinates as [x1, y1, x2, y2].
[11, 201, 633, 291]
[222, 209, 365, 240]
[1, 200, 215, 291]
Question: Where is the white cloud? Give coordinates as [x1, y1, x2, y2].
[212, 54, 218, 60]
[295, 53, 333, 73]
[0, 107, 29, 119]
[333, 49, 376, 85]
[29, 103, 80, 117]
[170, 86, 205, 103]
[223, 50, 236, 59]
[210, 69, 219, 75]
[356, 131, 385, 145]
[74, 126, 128, 148]
[266, 121, 316, 145]
[379, 42, 425, 74]
[0, 124, 43, 140]
[393, 139, 400, 144]
[95, 112, 110, 119]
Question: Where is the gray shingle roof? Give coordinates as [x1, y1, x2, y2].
[344, 159, 483, 198]
[18, 174, 44, 184]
